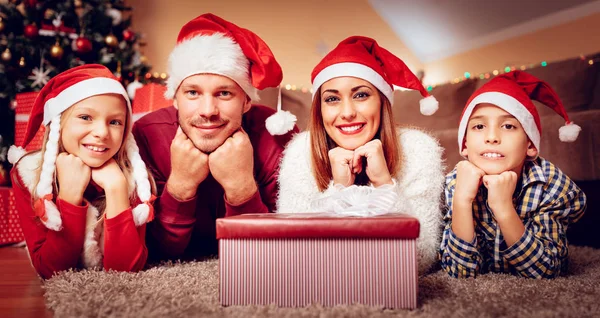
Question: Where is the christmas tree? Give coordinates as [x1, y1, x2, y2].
[0, 0, 154, 176]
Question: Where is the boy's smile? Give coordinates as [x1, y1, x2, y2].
[462, 103, 538, 175]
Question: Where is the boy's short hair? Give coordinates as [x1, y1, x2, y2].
[457, 71, 581, 154]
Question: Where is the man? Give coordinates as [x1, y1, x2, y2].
[133, 13, 297, 260]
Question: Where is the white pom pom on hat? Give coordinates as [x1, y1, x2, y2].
[265, 87, 297, 135]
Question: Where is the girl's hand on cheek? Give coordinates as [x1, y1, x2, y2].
[93, 159, 130, 218]
[91, 159, 127, 192]
[56, 153, 91, 206]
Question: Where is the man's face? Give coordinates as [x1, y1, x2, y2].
[174, 74, 251, 153]
[462, 103, 538, 175]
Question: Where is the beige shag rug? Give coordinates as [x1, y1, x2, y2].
[44, 246, 600, 318]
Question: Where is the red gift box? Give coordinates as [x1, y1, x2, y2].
[0, 187, 24, 246]
[15, 92, 45, 151]
[131, 83, 172, 121]
[216, 213, 420, 309]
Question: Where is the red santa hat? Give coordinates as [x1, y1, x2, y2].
[165, 13, 296, 135]
[311, 36, 438, 116]
[8, 64, 154, 231]
[458, 70, 581, 153]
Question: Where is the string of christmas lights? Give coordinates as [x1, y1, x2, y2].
[272, 55, 600, 94]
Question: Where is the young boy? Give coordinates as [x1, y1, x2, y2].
[439, 71, 587, 279]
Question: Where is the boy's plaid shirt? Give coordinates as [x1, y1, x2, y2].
[439, 157, 587, 279]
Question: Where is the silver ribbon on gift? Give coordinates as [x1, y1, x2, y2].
[310, 183, 399, 216]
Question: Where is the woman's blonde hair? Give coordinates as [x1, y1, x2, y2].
[308, 86, 402, 192]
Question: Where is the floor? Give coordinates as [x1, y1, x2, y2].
[0, 245, 52, 317]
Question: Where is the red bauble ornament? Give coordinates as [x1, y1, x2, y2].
[75, 36, 92, 53]
[123, 29, 135, 42]
[24, 24, 38, 38]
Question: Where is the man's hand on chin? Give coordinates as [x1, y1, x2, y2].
[208, 128, 258, 205]
[167, 127, 210, 201]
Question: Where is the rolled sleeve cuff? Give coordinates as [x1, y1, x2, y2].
[104, 208, 134, 230]
[502, 229, 542, 270]
[224, 190, 268, 216]
[159, 189, 198, 223]
[445, 229, 480, 270]
[56, 198, 89, 216]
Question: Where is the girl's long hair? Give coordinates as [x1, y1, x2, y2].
[308, 87, 402, 192]
[27, 98, 156, 216]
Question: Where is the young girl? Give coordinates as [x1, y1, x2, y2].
[276, 36, 445, 274]
[8, 64, 155, 279]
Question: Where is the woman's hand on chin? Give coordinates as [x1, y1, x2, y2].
[352, 139, 393, 187]
[328, 147, 356, 187]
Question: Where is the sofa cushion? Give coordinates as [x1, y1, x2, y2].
[473, 55, 600, 117]
[432, 127, 461, 174]
[538, 110, 600, 181]
[282, 90, 313, 131]
[525, 55, 600, 116]
[394, 79, 478, 131]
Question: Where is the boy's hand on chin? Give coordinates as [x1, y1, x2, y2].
[483, 171, 518, 215]
[454, 160, 486, 204]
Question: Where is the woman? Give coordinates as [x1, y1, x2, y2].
[276, 36, 444, 274]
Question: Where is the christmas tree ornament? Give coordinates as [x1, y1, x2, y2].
[28, 65, 51, 88]
[105, 34, 118, 47]
[131, 51, 141, 66]
[114, 60, 122, 80]
[126, 79, 143, 99]
[50, 41, 64, 59]
[15, 1, 27, 15]
[18, 56, 26, 67]
[75, 7, 85, 18]
[106, 8, 122, 26]
[44, 9, 55, 20]
[24, 23, 38, 38]
[1, 48, 11, 61]
[74, 36, 92, 53]
[123, 29, 135, 42]
[0, 17, 5, 32]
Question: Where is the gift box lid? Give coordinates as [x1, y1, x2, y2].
[216, 213, 419, 239]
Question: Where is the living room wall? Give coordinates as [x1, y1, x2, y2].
[126, 0, 421, 89]
[127, 0, 600, 87]
[423, 12, 600, 86]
